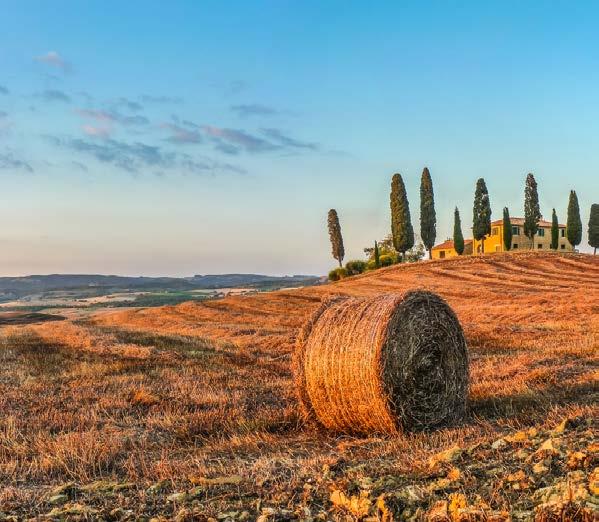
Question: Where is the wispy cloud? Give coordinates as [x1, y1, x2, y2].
[114, 97, 143, 112]
[0, 112, 12, 135]
[39, 89, 71, 103]
[0, 85, 8, 95]
[140, 94, 183, 104]
[118, 114, 149, 126]
[35, 51, 72, 73]
[75, 108, 149, 136]
[0, 151, 33, 173]
[161, 123, 202, 144]
[82, 125, 112, 138]
[202, 125, 277, 154]
[48, 135, 244, 176]
[76, 109, 114, 122]
[71, 160, 88, 172]
[231, 104, 278, 117]
[261, 128, 318, 150]
[201, 125, 319, 155]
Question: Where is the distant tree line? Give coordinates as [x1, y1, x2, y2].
[327, 170, 597, 280]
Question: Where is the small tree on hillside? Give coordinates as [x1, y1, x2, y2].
[566, 190, 582, 250]
[404, 242, 425, 263]
[503, 207, 512, 251]
[327, 209, 345, 267]
[363, 234, 398, 261]
[524, 173, 541, 249]
[551, 208, 559, 250]
[420, 167, 436, 259]
[588, 204, 599, 255]
[390, 173, 414, 261]
[473, 178, 491, 253]
[374, 240, 381, 267]
[453, 207, 465, 255]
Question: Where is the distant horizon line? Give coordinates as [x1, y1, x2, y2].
[0, 272, 322, 280]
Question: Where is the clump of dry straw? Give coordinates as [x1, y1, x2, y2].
[293, 291, 469, 434]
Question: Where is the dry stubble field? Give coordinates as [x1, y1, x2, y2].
[0, 252, 597, 520]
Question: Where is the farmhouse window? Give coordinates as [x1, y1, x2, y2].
[561, 244, 565, 249]
[561, 229, 565, 237]
[538, 244, 543, 249]
[537, 228, 545, 237]
[512, 226, 520, 235]
[492, 227, 499, 236]
[439, 251, 446, 259]
[513, 243, 518, 249]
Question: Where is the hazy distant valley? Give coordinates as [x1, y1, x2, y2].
[0, 273, 322, 315]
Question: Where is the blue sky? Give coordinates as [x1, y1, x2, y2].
[0, 1, 597, 276]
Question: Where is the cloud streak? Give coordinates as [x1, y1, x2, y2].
[261, 128, 318, 150]
[231, 104, 278, 117]
[201, 125, 320, 155]
[0, 151, 33, 173]
[202, 125, 277, 154]
[82, 125, 112, 138]
[39, 89, 71, 103]
[140, 94, 183, 104]
[161, 123, 203, 144]
[35, 51, 71, 73]
[76, 109, 114, 122]
[0, 111, 11, 135]
[48, 135, 244, 176]
[114, 97, 143, 112]
[75, 108, 149, 137]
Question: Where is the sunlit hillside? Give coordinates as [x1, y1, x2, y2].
[1, 252, 597, 519]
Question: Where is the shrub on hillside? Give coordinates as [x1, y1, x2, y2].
[328, 267, 348, 281]
[379, 254, 395, 267]
[345, 260, 368, 276]
[366, 259, 378, 270]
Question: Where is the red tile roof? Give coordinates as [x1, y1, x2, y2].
[432, 239, 473, 250]
[490, 217, 565, 227]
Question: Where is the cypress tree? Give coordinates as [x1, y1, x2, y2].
[472, 178, 491, 253]
[374, 240, 381, 267]
[503, 207, 512, 251]
[453, 207, 465, 255]
[588, 204, 599, 255]
[524, 173, 541, 249]
[420, 167, 436, 259]
[566, 190, 582, 250]
[550, 208, 559, 250]
[390, 173, 414, 261]
[327, 209, 345, 267]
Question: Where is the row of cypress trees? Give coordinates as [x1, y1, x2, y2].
[455, 174, 596, 254]
[390, 169, 438, 260]
[328, 168, 437, 267]
[328, 172, 599, 267]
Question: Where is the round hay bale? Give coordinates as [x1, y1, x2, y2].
[293, 291, 468, 434]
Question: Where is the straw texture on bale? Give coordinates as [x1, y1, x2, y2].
[293, 291, 468, 434]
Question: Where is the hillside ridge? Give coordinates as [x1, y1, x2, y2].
[93, 251, 599, 353]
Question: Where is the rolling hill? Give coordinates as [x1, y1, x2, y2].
[2, 251, 597, 519]
[95, 251, 599, 356]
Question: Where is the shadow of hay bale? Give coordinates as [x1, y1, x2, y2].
[293, 291, 469, 435]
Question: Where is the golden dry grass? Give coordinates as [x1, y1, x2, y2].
[0, 251, 597, 519]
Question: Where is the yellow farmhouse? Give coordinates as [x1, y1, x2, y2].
[431, 239, 473, 259]
[432, 217, 574, 258]
[472, 217, 573, 254]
